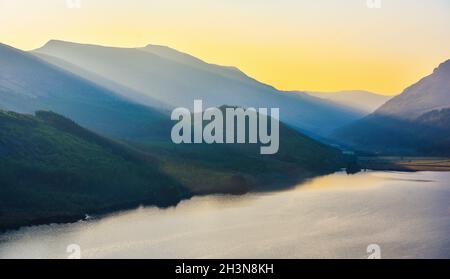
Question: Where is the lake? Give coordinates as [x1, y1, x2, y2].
[1, 171, 450, 259]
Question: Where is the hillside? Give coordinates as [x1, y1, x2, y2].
[0, 110, 189, 231]
[33, 40, 363, 137]
[375, 60, 450, 119]
[0, 109, 345, 230]
[0, 42, 346, 194]
[138, 106, 345, 194]
[0, 43, 171, 141]
[305, 90, 391, 114]
[0, 42, 349, 230]
[333, 60, 450, 156]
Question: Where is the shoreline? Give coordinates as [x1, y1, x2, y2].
[3, 159, 450, 234]
[0, 168, 335, 234]
[358, 157, 450, 172]
[0, 196, 190, 235]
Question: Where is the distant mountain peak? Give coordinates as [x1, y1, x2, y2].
[144, 43, 174, 50]
[434, 59, 450, 74]
[305, 90, 391, 113]
[0, 42, 25, 54]
[38, 40, 133, 52]
[37, 40, 90, 53]
[41, 39, 73, 48]
[141, 43, 243, 73]
[141, 43, 206, 64]
[333, 58, 450, 155]
[30, 40, 363, 136]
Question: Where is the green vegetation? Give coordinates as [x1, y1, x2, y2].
[358, 156, 450, 172]
[0, 110, 190, 231]
[334, 108, 450, 156]
[133, 109, 344, 194]
[0, 110, 344, 231]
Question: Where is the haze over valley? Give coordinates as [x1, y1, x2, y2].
[1, 0, 450, 259]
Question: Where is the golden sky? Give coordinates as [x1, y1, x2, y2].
[1, 0, 449, 95]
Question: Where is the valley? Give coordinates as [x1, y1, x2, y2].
[358, 157, 450, 172]
[1, 40, 449, 236]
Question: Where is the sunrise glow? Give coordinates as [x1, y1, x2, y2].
[1, 0, 449, 95]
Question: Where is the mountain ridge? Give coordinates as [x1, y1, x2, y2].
[333, 59, 450, 155]
[305, 90, 391, 113]
[374, 59, 450, 119]
[0, 42, 173, 141]
[0, 110, 190, 231]
[34, 40, 364, 137]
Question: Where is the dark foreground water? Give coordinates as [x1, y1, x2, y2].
[1, 171, 450, 259]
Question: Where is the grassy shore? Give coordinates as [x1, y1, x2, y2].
[359, 157, 450, 172]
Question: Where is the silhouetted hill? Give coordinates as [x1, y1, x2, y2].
[0, 42, 349, 230]
[375, 60, 450, 119]
[333, 61, 450, 156]
[144, 105, 345, 194]
[306, 90, 391, 114]
[34, 40, 363, 137]
[0, 43, 171, 141]
[0, 109, 346, 230]
[0, 110, 189, 231]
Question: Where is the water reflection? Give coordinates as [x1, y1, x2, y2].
[1, 171, 450, 259]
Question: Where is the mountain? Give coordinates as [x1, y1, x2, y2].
[33, 40, 363, 137]
[0, 43, 171, 141]
[0, 42, 345, 189]
[140, 105, 345, 195]
[0, 109, 345, 230]
[333, 60, 450, 155]
[33, 52, 171, 111]
[305, 90, 391, 114]
[0, 42, 349, 230]
[375, 60, 450, 119]
[0, 110, 189, 231]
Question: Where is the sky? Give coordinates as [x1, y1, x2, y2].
[1, 0, 449, 95]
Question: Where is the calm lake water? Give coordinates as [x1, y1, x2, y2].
[1, 171, 450, 259]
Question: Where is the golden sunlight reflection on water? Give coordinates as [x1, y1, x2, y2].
[1, 171, 450, 259]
